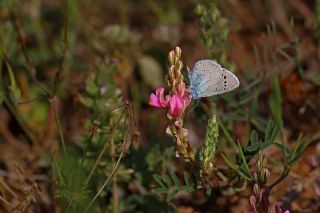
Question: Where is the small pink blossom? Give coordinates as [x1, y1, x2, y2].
[169, 95, 184, 117]
[149, 87, 169, 108]
[149, 84, 191, 117]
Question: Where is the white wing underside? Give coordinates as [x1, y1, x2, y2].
[189, 59, 240, 98]
[198, 68, 240, 97]
[191, 60, 223, 86]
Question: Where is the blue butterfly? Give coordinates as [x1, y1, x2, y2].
[188, 59, 240, 99]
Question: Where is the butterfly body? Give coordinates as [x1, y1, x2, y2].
[189, 60, 240, 99]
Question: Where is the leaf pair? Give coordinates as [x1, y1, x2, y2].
[153, 172, 194, 202]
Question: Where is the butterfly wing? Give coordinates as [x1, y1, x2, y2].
[189, 59, 240, 99]
[189, 60, 224, 99]
[193, 60, 224, 86]
[197, 68, 240, 97]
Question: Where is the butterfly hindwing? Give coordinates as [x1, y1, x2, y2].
[197, 68, 240, 97]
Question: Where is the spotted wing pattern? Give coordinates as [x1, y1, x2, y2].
[189, 60, 240, 99]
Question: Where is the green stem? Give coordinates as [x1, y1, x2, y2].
[269, 166, 290, 189]
[50, 98, 67, 156]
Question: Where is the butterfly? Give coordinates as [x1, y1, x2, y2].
[188, 59, 240, 99]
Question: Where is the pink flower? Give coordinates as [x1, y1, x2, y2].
[149, 87, 169, 108]
[149, 84, 191, 117]
[169, 95, 184, 117]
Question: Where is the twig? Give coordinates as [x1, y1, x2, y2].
[111, 137, 119, 213]
[17, 95, 47, 104]
[0, 169, 47, 181]
[50, 98, 67, 155]
[0, 195, 13, 208]
[0, 179, 18, 198]
[52, 0, 68, 96]
[269, 166, 290, 189]
[84, 147, 126, 213]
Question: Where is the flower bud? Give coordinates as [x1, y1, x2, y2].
[262, 158, 268, 168]
[261, 168, 271, 183]
[175, 46, 182, 60]
[169, 66, 175, 76]
[249, 195, 257, 211]
[253, 183, 260, 197]
[178, 61, 183, 70]
[257, 160, 263, 172]
[169, 51, 175, 65]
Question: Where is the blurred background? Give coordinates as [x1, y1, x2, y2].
[0, 0, 320, 212]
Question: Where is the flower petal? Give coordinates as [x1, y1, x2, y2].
[177, 82, 185, 97]
[156, 87, 168, 107]
[169, 95, 184, 117]
[149, 93, 162, 107]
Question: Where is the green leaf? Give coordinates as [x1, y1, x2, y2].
[221, 154, 252, 181]
[289, 137, 311, 166]
[251, 130, 258, 144]
[260, 141, 274, 149]
[166, 189, 178, 202]
[269, 75, 283, 130]
[264, 120, 274, 141]
[183, 171, 190, 185]
[153, 174, 166, 188]
[245, 143, 261, 153]
[171, 173, 180, 187]
[153, 188, 169, 194]
[85, 76, 99, 96]
[80, 96, 94, 108]
[162, 174, 172, 186]
[176, 185, 194, 192]
[272, 142, 291, 156]
[10, 86, 21, 101]
[237, 143, 252, 178]
[269, 124, 279, 142]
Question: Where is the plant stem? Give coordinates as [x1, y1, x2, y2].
[111, 138, 119, 213]
[269, 166, 290, 189]
[50, 98, 67, 156]
[84, 146, 125, 213]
